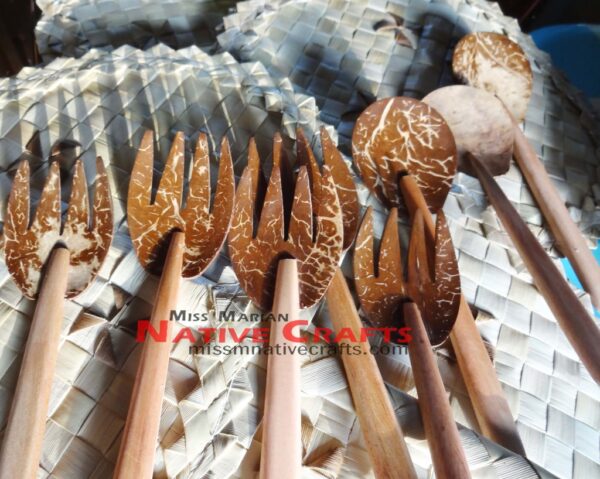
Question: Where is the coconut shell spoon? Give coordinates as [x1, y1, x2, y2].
[228, 133, 343, 478]
[297, 128, 417, 479]
[115, 131, 235, 478]
[453, 31, 600, 310]
[0, 149, 112, 479]
[353, 96, 526, 455]
[423, 85, 600, 384]
[355, 207, 469, 479]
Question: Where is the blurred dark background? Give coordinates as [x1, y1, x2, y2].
[0, 0, 599, 77]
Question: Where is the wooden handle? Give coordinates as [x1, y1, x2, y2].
[114, 231, 185, 479]
[403, 302, 470, 479]
[0, 247, 70, 479]
[399, 175, 526, 455]
[260, 259, 302, 479]
[326, 268, 417, 479]
[468, 154, 600, 383]
[513, 123, 600, 310]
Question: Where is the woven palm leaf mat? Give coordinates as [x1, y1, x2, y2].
[35, 0, 237, 62]
[0, 0, 594, 477]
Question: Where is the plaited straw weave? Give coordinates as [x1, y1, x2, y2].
[0, 0, 593, 477]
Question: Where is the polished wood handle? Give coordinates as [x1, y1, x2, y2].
[513, 123, 600, 310]
[327, 268, 417, 479]
[467, 153, 600, 383]
[260, 259, 302, 479]
[403, 302, 470, 479]
[399, 175, 526, 455]
[0, 247, 70, 479]
[114, 231, 185, 479]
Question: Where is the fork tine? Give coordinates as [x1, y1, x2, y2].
[407, 209, 431, 296]
[321, 127, 359, 249]
[247, 137, 261, 203]
[433, 211, 460, 293]
[185, 133, 211, 221]
[209, 136, 235, 238]
[31, 162, 61, 233]
[6, 161, 31, 235]
[229, 168, 254, 251]
[377, 207, 402, 284]
[64, 160, 90, 233]
[129, 130, 154, 209]
[154, 132, 184, 211]
[288, 166, 312, 246]
[91, 156, 113, 234]
[212, 137, 235, 216]
[256, 137, 285, 244]
[354, 207, 376, 280]
[296, 128, 322, 204]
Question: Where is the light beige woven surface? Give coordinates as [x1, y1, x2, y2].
[0, 0, 594, 477]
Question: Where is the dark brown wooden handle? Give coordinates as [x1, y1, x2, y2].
[115, 231, 185, 479]
[327, 268, 417, 479]
[399, 175, 526, 455]
[467, 153, 600, 383]
[513, 124, 600, 310]
[403, 302, 470, 479]
[0, 247, 70, 479]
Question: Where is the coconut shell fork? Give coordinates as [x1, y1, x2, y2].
[0, 147, 112, 479]
[298, 128, 417, 478]
[228, 133, 344, 479]
[354, 207, 469, 479]
[115, 131, 235, 478]
[353, 97, 526, 455]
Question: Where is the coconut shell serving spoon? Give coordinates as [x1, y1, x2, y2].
[0, 148, 112, 479]
[297, 128, 417, 478]
[355, 207, 469, 478]
[228, 133, 343, 479]
[453, 31, 600, 310]
[115, 131, 235, 478]
[353, 97, 526, 455]
[423, 85, 600, 384]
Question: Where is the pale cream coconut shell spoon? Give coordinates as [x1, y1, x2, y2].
[424, 84, 600, 384]
[453, 31, 600, 310]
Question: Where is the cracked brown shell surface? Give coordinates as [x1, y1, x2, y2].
[127, 130, 235, 277]
[423, 85, 514, 177]
[228, 134, 344, 311]
[407, 210, 461, 346]
[353, 208, 460, 346]
[297, 127, 359, 251]
[4, 157, 113, 299]
[453, 31, 533, 123]
[353, 207, 404, 328]
[352, 97, 457, 212]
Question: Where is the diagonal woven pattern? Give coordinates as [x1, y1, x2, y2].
[35, 0, 237, 62]
[0, 42, 558, 478]
[220, 0, 600, 477]
[3, 0, 597, 477]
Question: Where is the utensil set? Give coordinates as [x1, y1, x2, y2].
[1, 31, 598, 479]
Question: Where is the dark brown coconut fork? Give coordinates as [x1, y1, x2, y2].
[354, 207, 468, 478]
[0, 149, 112, 478]
[452, 31, 600, 312]
[298, 128, 418, 478]
[228, 132, 343, 478]
[353, 97, 526, 455]
[115, 131, 234, 479]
